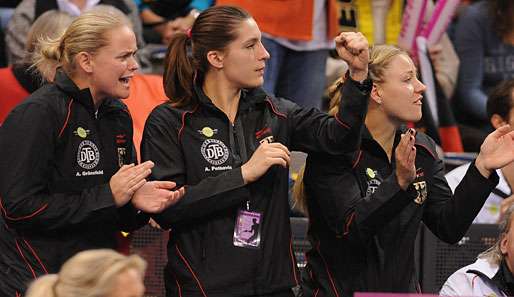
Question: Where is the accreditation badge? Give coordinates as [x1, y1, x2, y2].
[233, 210, 262, 249]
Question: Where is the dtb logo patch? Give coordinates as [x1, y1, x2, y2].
[77, 140, 100, 169]
[201, 139, 229, 165]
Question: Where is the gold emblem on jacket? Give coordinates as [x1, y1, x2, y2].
[413, 181, 428, 205]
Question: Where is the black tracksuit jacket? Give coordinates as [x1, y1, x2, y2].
[302, 128, 499, 297]
[140, 78, 371, 297]
[0, 71, 147, 296]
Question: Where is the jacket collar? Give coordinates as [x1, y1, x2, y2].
[362, 125, 409, 142]
[11, 64, 42, 93]
[492, 259, 514, 296]
[54, 69, 122, 115]
[467, 258, 500, 280]
[361, 126, 408, 152]
[192, 80, 268, 114]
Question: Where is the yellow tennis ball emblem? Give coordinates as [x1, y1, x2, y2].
[366, 168, 375, 179]
[202, 127, 214, 138]
[77, 127, 87, 138]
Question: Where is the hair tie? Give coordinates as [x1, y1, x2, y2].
[186, 28, 192, 39]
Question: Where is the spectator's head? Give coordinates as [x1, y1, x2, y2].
[478, 205, 514, 269]
[22, 10, 74, 80]
[163, 5, 270, 107]
[489, 0, 514, 41]
[328, 45, 426, 124]
[486, 79, 514, 129]
[33, 6, 138, 100]
[25, 249, 146, 297]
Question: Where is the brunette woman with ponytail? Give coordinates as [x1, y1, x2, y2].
[141, 5, 373, 297]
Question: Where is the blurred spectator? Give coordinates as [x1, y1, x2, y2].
[0, 26, 6, 68]
[5, 0, 145, 65]
[453, 0, 514, 130]
[0, 0, 16, 65]
[440, 204, 514, 296]
[0, 1, 20, 24]
[428, 34, 460, 101]
[0, 1, 22, 7]
[446, 80, 514, 224]
[134, 0, 212, 45]
[25, 249, 146, 297]
[0, 9, 73, 124]
[217, 0, 339, 109]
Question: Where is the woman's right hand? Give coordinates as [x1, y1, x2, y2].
[241, 142, 291, 184]
[395, 129, 417, 191]
[109, 161, 154, 207]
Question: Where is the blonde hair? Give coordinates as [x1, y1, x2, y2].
[32, 6, 132, 80]
[478, 205, 514, 265]
[24, 10, 74, 63]
[292, 44, 409, 215]
[25, 249, 147, 297]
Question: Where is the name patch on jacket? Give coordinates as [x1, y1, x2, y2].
[75, 139, 103, 176]
[201, 138, 232, 172]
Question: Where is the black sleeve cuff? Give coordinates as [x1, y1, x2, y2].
[345, 70, 373, 93]
[469, 160, 500, 187]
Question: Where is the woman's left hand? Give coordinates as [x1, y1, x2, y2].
[475, 125, 514, 177]
[335, 31, 369, 82]
[132, 181, 185, 213]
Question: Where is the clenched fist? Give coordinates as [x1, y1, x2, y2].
[335, 31, 369, 82]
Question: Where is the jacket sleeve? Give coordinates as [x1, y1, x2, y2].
[285, 77, 371, 155]
[141, 108, 250, 228]
[116, 142, 150, 232]
[304, 153, 417, 243]
[422, 158, 498, 244]
[117, 202, 149, 232]
[0, 102, 123, 232]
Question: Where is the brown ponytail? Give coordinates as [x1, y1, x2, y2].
[163, 32, 194, 107]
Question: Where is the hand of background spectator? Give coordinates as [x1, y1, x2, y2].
[428, 43, 444, 73]
[395, 128, 417, 191]
[475, 125, 514, 178]
[132, 181, 185, 213]
[161, 12, 196, 45]
[110, 161, 154, 207]
[335, 31, 369, 82]
[161, 20, 184, 44]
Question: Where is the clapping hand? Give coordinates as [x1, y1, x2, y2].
[475, 125, 514, 177]
[132, 181, 185, 213]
